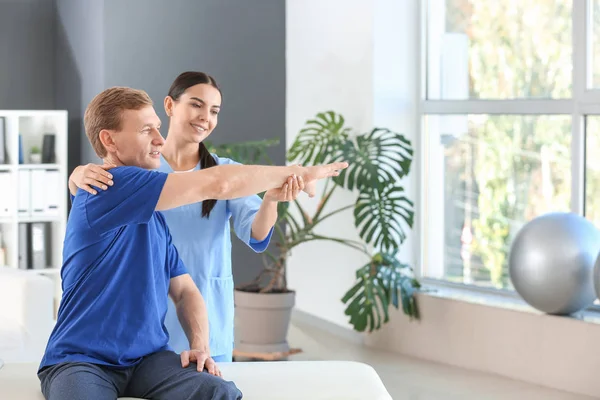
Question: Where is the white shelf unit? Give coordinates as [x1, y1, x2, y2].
[0, 110, 68, 315]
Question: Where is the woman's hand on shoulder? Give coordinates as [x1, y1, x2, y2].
[70, 163, 115, 195]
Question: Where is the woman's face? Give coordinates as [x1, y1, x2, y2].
[166, 83, 221, 144]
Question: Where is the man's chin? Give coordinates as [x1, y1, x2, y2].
[129, 158, 160, 170]
[143, 159, 161, 170]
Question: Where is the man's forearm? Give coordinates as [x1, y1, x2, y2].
[208, 165, 302, 200]
[251, 199, 278, 241]
[176, 289, 210, 351]
[157, 164, 302, 211]
[157, 161, 348, 212]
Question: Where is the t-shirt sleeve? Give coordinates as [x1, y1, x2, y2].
[84, 166, 168, 234]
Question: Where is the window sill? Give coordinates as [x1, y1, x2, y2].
[419, 279, 600, 325]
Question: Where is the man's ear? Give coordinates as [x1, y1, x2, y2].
[164, 96, 174, 117]
[99, 129, 117, 154]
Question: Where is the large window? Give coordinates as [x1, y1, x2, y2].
[426, 0, 572, 100]
[422, 0, 600, 290]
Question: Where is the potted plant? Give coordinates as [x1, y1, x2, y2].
[209, 111, 420, 353]
[29, 146, 41, 164]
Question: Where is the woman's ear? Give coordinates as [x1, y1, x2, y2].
[164, 96, 174, 117]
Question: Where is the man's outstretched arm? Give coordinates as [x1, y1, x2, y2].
[155, 162, 347, 211]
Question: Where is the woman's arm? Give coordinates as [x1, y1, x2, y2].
[251, 174, 303, 240]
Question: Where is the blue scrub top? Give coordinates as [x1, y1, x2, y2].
[158, 154, 273, 358]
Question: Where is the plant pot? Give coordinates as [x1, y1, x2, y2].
[234, 289, 295, 355]
[29, 153, 41, 164]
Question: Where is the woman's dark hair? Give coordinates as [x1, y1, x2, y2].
[167, 71, 222, 218]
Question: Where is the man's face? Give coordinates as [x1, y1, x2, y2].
[110, 106, 164, 170]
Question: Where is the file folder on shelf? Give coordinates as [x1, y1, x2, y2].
[30, 169, 46, 216]
[30, 222, 48, 270]
[18, 223, 28, 269]
[0, 171, 11, 216]
[44, 169, 61, 216]
[18, 170, 31, 217]
[0, 117, 6, 164]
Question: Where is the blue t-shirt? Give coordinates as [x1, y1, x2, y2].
[39, 166, 187, 370]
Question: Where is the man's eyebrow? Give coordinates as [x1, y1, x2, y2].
[141, 122, 160, 129]
[190, 97, 220, 108]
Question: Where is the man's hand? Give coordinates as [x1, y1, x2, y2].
[296, 161, 348, 197]
[180, 349, 222, 377]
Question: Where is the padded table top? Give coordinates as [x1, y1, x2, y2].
[0, 360, 392, 400]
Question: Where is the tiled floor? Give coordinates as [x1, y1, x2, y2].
[286, 318, 595, 400]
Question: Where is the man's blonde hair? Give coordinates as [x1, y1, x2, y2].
[84, 87, 153, 158]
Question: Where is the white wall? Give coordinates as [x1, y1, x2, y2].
[286, 0, 419, 328]
[286, 0, 373, 328]
[372, 0, 419, 272]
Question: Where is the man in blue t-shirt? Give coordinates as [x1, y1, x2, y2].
[38, 86, 348, 400]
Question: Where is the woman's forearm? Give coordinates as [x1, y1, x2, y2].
[251, 199, 278, 241]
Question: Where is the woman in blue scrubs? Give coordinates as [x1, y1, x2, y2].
[69, 71, 302, 363]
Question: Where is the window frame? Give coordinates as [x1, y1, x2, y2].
[417, 0, 600, 306]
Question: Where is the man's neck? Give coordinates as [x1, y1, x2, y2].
[102, 155, 123, 168]
[162, 133, 201, 171]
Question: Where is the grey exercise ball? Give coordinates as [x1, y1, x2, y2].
[509, 212, 600, 315]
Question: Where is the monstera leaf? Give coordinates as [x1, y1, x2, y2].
[206, 138, 280, 165]
[333, 128, 413, 191]
[354, 185, 414, 251]
[341, 251, 419, 332]
[287, 111, 350, 166]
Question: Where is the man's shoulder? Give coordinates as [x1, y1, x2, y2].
[107, 166, 167, 190]
[82, 166, 167, 214]
[109, 165, 158, 178]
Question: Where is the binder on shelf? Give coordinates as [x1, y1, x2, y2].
[30, 169, 46, 216]
[18, 169, 31, 216]
[0, 171, 11, 216]
[18, 134, 23, 164]
[30, 222, 48, 270]
[0, 229, 7, 267]
[42, 134, 56, 163]
[0, 117, 6, 164]
[45, 169, 61, 216]
[18, 223, 28, 269]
